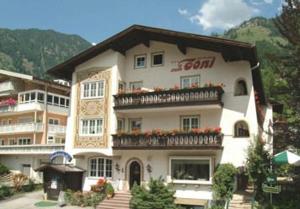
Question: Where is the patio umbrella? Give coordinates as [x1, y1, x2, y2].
[273, 150, 300, 166]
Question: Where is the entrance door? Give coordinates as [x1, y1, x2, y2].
[129, 161, 141, 189]
[22, 164, 31, 177]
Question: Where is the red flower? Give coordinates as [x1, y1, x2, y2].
[96, 177, 106, 187]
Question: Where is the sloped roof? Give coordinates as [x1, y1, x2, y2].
[35, 164, 85, 173]
[47, 24, 258, 80]
[47, 24, 265, 104]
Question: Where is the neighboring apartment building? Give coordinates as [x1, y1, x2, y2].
[0, 70, 70, 182]
[48, 25, 273, 207]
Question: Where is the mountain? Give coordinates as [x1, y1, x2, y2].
[0, 28, 91, 79]
[222, 16, 288, 99]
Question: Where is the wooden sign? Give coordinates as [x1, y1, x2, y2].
[171, 57, 215, 72]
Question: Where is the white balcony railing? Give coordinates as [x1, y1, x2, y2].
[0, 144, 64, 154]
[48, 124, 66, 134]
[0, 123, 44, 134]
[0, 105, 17, 113]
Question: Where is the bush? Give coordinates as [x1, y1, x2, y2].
[0, 164, 9, 175]
[130, 177, 178, 209]
[0, 185, 13, 199]
[22, 179, 35, 192]
[64, 189, 105, 208]
[246, 138, 270, 202]
[105, 183, 114, 197]
[212, 163, 237, 201]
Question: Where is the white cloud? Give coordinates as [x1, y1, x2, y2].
[180, 0, 259, 31]
[178, 8, 189, 16]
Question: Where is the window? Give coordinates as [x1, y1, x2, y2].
[47, 136, 65, 144]
[129, 81, 143, 91]
[170, 158, 210, 182]
[19, 92, 37, 103]
[9, 138, 16, 145]
[151, 52, 164, 66]
[129, 118, 142, 132]
[80, 118, 103, 135]
[18, 138, 31, 145]
[81, 81, 105, 99]
[180, 75, 201, 88]
[37, 92, 44, 103]
[118, 81, 126, 91]
[47, 95, 53, 104]
[46, 93, 69, 108]
[47, 136, 54, 144]
[234, 121, 249, 137]
[134, 54, 146, 69]
[117, 118, 125, 132]
[48, 119, 59, 125]
[234, 79, 248, 96]
[89, 158, 112, 178]
[0, 139, 4, 146]
[181, 116, 200, 132]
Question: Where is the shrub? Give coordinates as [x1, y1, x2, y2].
[0, 163, 9, 175]
[22, 179, 35, 192]
[105, 183, 114, 197]
[246, 138, 270, 202]
[0, 185, 13, 198]
[212, 163, 237, 201]
[130, 177, 178, 209]
[12, 173, 28, 192]
[64, 189, 105, 208]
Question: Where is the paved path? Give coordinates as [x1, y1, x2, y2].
[0, 190, 93, 209]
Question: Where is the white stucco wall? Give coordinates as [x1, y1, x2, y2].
[63, 40, 269, 201]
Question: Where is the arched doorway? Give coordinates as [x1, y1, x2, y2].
[129, 161, 141, 189]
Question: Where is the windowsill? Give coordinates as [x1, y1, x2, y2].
[169, 179, 212, 185]
[81, 96, 104, 100]
[79, 134, 103, 137]
[87, 176, 112, 180]
[151, 64, 164, 67]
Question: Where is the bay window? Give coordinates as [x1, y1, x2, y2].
[89, 157, 112, 178]
[170, 157, 211, 182]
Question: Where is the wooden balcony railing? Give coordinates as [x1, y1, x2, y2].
[112, 132, 223, 149]
[114, 86, 224, 110]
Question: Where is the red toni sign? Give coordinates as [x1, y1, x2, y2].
[171, 57, 215, 72]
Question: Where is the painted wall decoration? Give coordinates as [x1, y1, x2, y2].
[171, 56, 215, 72]
[74, 69, 111, 148]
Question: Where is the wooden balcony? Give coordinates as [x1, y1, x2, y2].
[112, 132, 223, 150]
[113, 86, 224, 110]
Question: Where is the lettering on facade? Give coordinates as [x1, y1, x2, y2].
[171, 57, 215, 72]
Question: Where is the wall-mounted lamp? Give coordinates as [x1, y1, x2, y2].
[115, 163, 120, 172]
[146, 164, 152, 173]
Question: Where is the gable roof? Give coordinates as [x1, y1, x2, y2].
[47, 24, 258, 80]
[47, 24, 265, 104]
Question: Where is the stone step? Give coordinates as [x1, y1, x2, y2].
[97, 192, 131, 209]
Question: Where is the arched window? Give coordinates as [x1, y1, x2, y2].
[234, 79, 248, 96]
[89, 157, 112, 178]
[234, 121, 249, 137]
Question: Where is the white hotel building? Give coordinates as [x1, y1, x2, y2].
[48, 25, 273, 206]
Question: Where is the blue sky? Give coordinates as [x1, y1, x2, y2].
[0, 0, 283, 43]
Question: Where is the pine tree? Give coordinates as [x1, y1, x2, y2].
[272, 0, 300, 149]
[130, 177, 178, 209]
